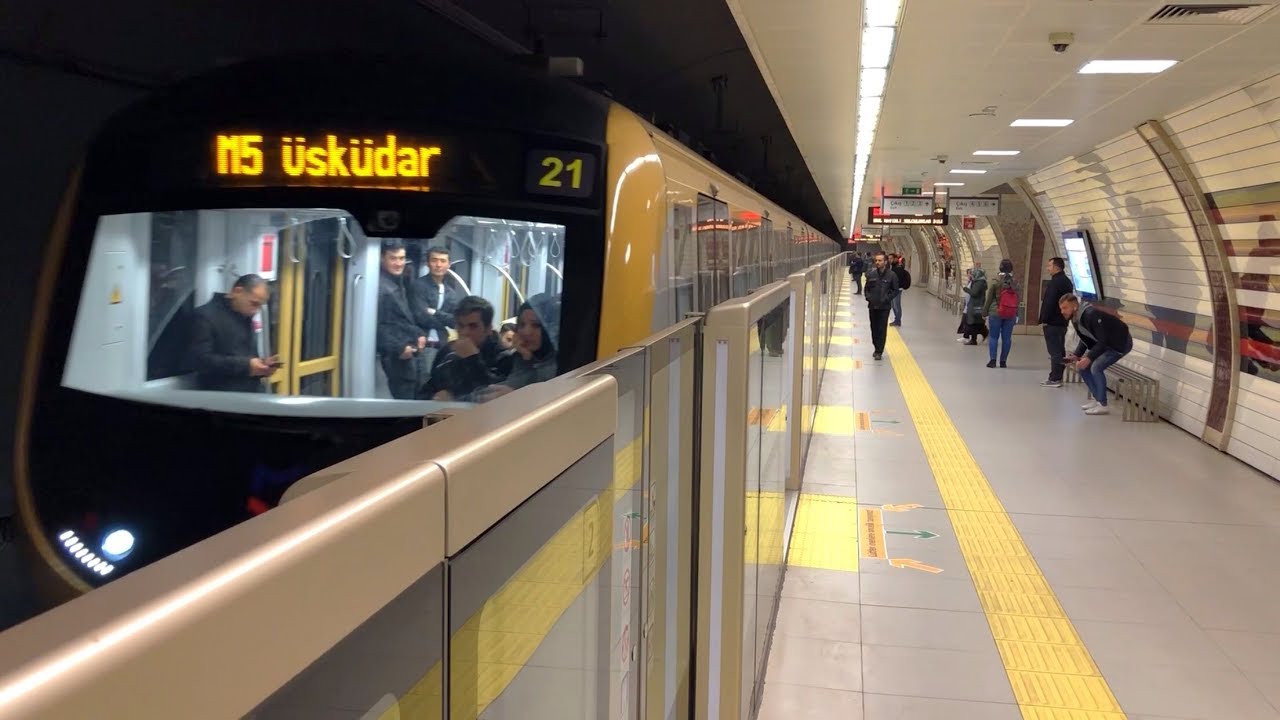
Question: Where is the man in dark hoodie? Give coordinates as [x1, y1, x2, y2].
[1060, 294, 1133, 416]
[474, 293, 561, 401]
[1039, 256, 1075, 388]
[422, 295, 514, 402]
[889, 254, 911, 326]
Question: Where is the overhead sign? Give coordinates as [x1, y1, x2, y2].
[947, 196, 1000, 217]
[866, 206, 949, 226]
[962, 216, 976, 230]
[881, 196, 935, 215]
[901, 186, 922, 195]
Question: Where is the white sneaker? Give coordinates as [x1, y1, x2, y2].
[1082, 399, 1100, 411]
[1085, 405, 1110, 415]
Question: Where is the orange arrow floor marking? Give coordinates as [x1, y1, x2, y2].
[889, 558, 943, 574]
[881, 503, 922, 512]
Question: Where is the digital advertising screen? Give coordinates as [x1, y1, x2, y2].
[1062, 229, 1102, 301]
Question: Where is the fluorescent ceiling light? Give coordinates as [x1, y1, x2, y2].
[933, 182, 965, 186]
[858, 95, 882, 119]
[865, 0, 902, 27]
[973, 150, 1020, 156]
[1011, 118, 1073, 127]
[1079, 59, 1176, 74]
[950, 169, 986, 174]
[861, 27, 895, 68]
[860, 68, 887, 97]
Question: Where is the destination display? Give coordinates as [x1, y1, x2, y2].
[866, 205, 948, 226]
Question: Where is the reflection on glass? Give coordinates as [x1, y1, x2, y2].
[62, 210, 566, 415]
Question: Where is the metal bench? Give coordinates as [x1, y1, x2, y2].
[939, 294, 961, 314]
[1063, 362, 1160, 422]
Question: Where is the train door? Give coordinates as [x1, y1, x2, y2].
[267, 217, 348, 396]
[696, 194, 730, 308]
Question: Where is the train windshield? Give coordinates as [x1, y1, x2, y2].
[61, 208, 566, 415]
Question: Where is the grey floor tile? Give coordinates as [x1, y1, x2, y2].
[780, 567, 860, 604]
[860, 644, 1014, 704]
[1054, 585, 1194, 625]
[860, 605, 996, 653]
[1104, 664, 1280, 719]
[859, 572, 981, 613]
[1009, 513, 1116, 537]
[766, 633, 862, 692]
[1208, 630, 1280, 674]
[1034, 553, 1167, 592]
[757, 683, 863, 720]
[1246, 672, 1280, 714]
[862, 693, 1021, 720]
[797, 481, 857, 498]
[1074, 618, 1236, 671]
[773, 596, 861, 644]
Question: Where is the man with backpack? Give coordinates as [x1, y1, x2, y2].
[890, 254, 911, 326]
[864, 251, 900, 361]
[848, 253, 866, 295]
[984, 258, 1020, 368]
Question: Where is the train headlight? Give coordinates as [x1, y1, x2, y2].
[57, 529, 118, 576]
[101, 529, 135, 561]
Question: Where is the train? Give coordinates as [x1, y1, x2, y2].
[11, 28, 839, 615]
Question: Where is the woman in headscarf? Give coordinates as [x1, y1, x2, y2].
[472, 293, 560, 401]
[962, 268, 989, 346]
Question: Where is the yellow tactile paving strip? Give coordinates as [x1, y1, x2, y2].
[786, 493, 859, 572]
[883, 329, 1128, 719]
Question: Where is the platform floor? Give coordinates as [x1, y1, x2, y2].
[760, 287, 1280, 719]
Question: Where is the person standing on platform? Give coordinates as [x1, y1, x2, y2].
[984, 258, 1020, 368]
[1060, 294, 1134, 416]
[864, 251, 900, 361]
[1039, 256, 1074, 387]
[848, 253, 866, 295]
[890, 253, 911, 326]
[961, 268, 989, 345]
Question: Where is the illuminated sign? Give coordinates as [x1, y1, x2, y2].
[881, 196, 935, 215]
[866, 206, 948, 226]
[947, 196, 1000, 216]
[525, 150, 597, 199]
[216, 134, 443, 185]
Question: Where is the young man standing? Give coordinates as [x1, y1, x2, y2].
[1039, 256, 1074, 387]
[1060, 294, 1133, 416]
[864, 251, 900, 361]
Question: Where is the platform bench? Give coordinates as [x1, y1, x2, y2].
[1063, 362, 1160, 422]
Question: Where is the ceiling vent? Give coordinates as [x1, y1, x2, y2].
[1147, 4, 1273, 24]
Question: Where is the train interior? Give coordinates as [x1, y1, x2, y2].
[61, 208, 567, 414]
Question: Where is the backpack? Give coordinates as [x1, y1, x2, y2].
[997, 280, 1019, 320]
[899, 267, 912, 290]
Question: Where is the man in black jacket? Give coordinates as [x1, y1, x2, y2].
[1039, 257, 1075, 388]
[189, 274, 277, 392]
[864, 252, 900, 361]
[422, 295, 515, 402]
[413, 245, 464, 347]
[377, 240, 431, 399]
[1060, 294, 1133, 416]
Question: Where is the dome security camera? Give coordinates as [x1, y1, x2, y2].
[1049, 32, 1074, 54]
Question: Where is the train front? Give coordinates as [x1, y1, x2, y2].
[12, 49, 608, 609]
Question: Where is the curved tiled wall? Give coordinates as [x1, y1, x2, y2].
[1027, 68, 1280, 477]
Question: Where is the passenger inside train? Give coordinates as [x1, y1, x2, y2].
[62, 209, 566, 411]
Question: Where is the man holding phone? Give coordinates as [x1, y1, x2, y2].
[190, 273, 278, 393]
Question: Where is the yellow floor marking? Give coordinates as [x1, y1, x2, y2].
[812, 406, 856, 435]
[829, 335, 857, 346]
[745, 491, 788, 566]
[884, 329, 1127, 719]
[788, 493, 859, 571]
[835, 310, 852, 318]
[766, 405, 788, 433]
[833, 321, 853, 329]
[824, 357, 861, 372]
[859, 508, 887, 559]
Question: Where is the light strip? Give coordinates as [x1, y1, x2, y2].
[950, 169, 987, 174]
[849, 0, 904, 234]
[933, 182, 965, 186]
[1011, 118, 1073, 127]
[973, 150, 1019, 156]
[1079, 59, 1176, 74]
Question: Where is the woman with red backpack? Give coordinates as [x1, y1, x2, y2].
[983, 258, 1021, 368]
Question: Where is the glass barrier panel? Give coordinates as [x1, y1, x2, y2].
[245, 566, 446, 720]
[634, 324, 697, 720]
[755, 296, 789, 704]
[446, 438, 622, 720]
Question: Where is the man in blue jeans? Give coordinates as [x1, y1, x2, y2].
[1059, 294, 1133, 416]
